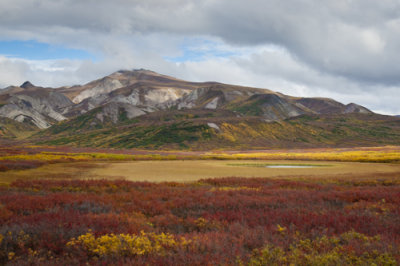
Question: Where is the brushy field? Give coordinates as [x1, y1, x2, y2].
[0, 146, 400, 181]
[0, 178, 400, 265]
[205, 146, 400, 163]
[90, 160, 400, 182]
[1, 145, 400, 264]
[2, 145, 400, 165]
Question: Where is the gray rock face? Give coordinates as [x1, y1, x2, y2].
[20, 81, 35, 89]
[0, 88, 73, 128]
[65, 84, 188, 120]
[343, 103, 372, 114]
[0, 103, 51, 128]
[72, 77, 124, 104]
[205, 97, 219, 109]
[95, 102, 147, 124]
[0, 69, 375, 129]
[248, 94, 305, 120]
[176, 87, 208, 109]
[207, 122, 220, 131]
[264, 97, 303, 120]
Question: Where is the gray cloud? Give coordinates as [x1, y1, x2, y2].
[0, 0, 399, 114]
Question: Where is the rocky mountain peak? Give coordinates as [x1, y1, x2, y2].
[0, 69, 379, 133]
[20, 81, 35, 89]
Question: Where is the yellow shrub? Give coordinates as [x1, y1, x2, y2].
[203, 149, 400, 163]
[211, 186, 260, 192]
[194, 217, 208, 228]
[67, 231, 191, 257]
[249, 231, 397, 266]
[8, 252, 15, 260]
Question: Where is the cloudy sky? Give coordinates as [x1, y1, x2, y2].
[0, 0, 399, 114]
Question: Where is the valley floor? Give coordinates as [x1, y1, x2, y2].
[12, 159, 398, 183]
[0, 145, 400, 264]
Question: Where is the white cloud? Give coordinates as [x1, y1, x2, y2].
[0, 0, 399, 114]
[361, 29, 386, 54]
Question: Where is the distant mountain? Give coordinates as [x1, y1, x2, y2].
[0, 82, 73, 128]
[1, 69, 399, 149]
[61, 70, 372, 124]
[1, 69, 372, 130]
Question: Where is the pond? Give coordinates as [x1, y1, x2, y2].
[228, 163, 331, 169]
[265, 165, 319, 168]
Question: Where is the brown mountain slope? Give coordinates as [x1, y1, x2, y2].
[35, 108, 400, 150]
[0, 117, 38, 139]
[2, 69, 389, 150]
[1, 69, 373, 131]
[56, 69, 213, 103]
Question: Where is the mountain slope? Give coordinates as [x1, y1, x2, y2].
[0, 117, 38, 138]
[56, 69, 205, 104]
[1, 69, 373, 130]
[0, 83, 73, 128]
[36, 109, 400, 150]
[56, 69, 373, 127]
[1, 69, 394, 150]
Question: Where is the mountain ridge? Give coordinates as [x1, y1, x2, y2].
[1, 69, 373, 129]
[1, 69, 399, 149]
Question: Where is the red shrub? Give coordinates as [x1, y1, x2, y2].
[0, 178, 399, 264]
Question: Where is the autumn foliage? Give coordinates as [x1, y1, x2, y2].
[0, 177, 399, 265]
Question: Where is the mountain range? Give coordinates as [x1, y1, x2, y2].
[1, 69, 399, 149]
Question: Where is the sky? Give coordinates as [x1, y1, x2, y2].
[0, 0, 399, 115]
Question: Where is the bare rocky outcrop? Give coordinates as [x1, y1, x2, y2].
[94, 102, 147, 124]
[0, 85, 73, 128]
[343, 103, 372, 114]
[0, 69, 375, 130]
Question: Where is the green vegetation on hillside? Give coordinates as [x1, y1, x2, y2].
[34, 111, 400, 150]
[37, 121, 213, 149]
[0, 117, 38, 139]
